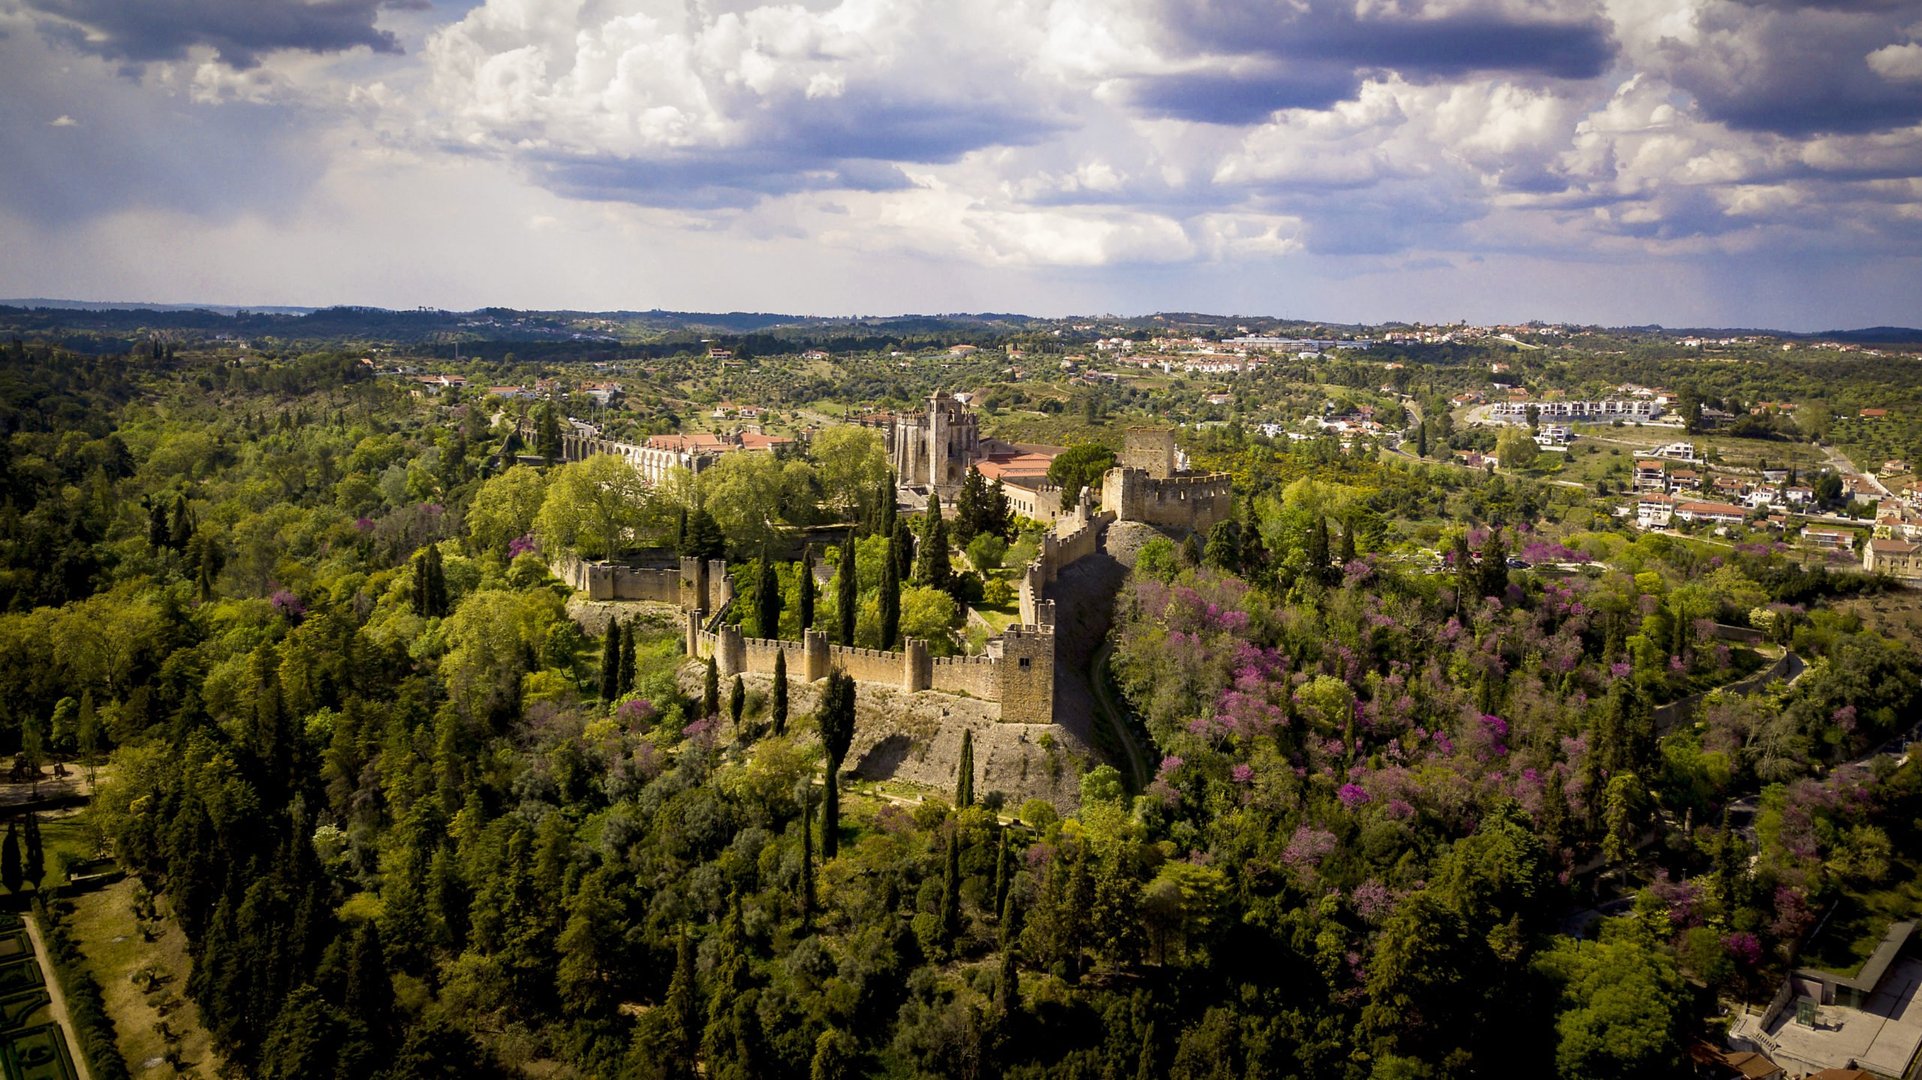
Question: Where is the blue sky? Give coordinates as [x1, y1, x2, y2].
[1, 0, 1919, 329]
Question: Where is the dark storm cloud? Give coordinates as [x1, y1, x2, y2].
[1659, 3, 1922, 136]
[1124, 63, 1360, 125]
[531, 151, 912, 212]
[23, 0, 413, 68]
[1119, 0, 1613, 124]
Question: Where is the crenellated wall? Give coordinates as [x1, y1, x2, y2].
[1101, 466, 1233, 533]
[687, 613, 1018, 705]
[552, 554, 731, 611]
[1016, 507, 1111, 628]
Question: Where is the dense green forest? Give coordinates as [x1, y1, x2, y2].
[0, 335, 1917, 1079]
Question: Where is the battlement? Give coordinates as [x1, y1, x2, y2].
[1101, 465, 1233, 533]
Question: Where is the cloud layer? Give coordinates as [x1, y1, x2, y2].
[0, 0, 1917, 326]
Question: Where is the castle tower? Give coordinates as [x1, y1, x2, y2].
[997, 627, 1055, 724]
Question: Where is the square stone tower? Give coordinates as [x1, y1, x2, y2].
[1121, 428, 1177, 479]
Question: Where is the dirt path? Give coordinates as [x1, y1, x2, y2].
[23, 911, 93, 1080]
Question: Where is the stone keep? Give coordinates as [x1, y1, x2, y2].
[997, 627, 1055, 724]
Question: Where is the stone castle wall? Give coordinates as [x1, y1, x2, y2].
[552, 554, 730, 611]
[689, 616, 1022, 709]
[1101, 467, 1234, 534]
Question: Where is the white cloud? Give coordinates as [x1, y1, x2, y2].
[47, 114, 78, 127]
[1868, 42, 1922, 83]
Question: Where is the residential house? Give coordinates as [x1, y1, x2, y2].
[1635, 459, 1669, 492]
[1674, 501, 1748, 526]
[1802, 528, 1855, 552]
[1866, 538, 1922, 581]
[1636, 494, 1675, 529]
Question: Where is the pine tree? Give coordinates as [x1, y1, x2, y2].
[1307, 515, 1331, 579]
[345, 921, 395, 1038]
[818, 670, 857, 858]
[836, 531, 857, 647]
[169, 493, 194, 553]
[703, 657, 720, 719]
[913, 494, 951, 590]
[797, 544, 816, 631]
[1540, 767, 1569, 858]
[600, 620, 622, 703]
[1338, 518, 1358, 565]
[618, 619, 637, 698]
[146, 495, 170, 552]
[684, 506, 726, 561]
[771, 650, 789, 737]
[729, 675, 745, 732]
[956, 730, 974, 807]
[756, 549, 783, 639]
[987, 478, 1011, 540]
[878, 543, 900, 651]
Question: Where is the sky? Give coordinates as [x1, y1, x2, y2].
[1, 0, 1919, 330]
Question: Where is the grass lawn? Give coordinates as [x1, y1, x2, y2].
[1800, 853, 1922, 977]
[31, 813, 106, 891]
[66, 879, 223, 1079]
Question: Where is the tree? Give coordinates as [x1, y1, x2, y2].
[466, 465, 550, 559]
[913, 494, 952, 591]
[879, 541, 901, 651]
[797, 544, 816, 631]
[1306, 515, 1331, 579]
[618, 619, 637, 697]
[599, 620, 621, 704]
[939, 828, 962, 949]
[1047, 444, 1116, 506]
[836, 531, 858, 647]
[899, 587, 957, 652]
[756, 550, 783, 639]
[954, 468, 988, 547]
[1533, 926, 1686, 1080]
[537, 399, 563, 465]
[771, 650, 789, 737]
[817, 669, 856, 859]
[1495, 427, 1540, 471]
[1, 825, 19, 894]
[1479, 530, 1509, 601]
[682, 505, 726, 562]
[534, 454, 651, 560]
[810, 426, 889, 518]
[557, 870, 622, 1016]
[729, 675, 745, 731]
[798, 786, 815, 921]
[1415, 423, 1429, 459]
[891, 518, 913, 582]
[665, 929, 702, 1069]
[956, 730, 974, 807]
[811, 1028, 859, 1080]
[410, 543, 445, 618]
[703, 657, 720, 719]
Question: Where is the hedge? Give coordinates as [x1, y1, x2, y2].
[31, 896, 132, 1080]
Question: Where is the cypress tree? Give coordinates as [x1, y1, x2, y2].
[939, 828, 962, 948]
[618, 619, 637, 697]
[1416, 422, 1430, 458]
[1307, 515, 1330, 578]
[954, 467, 986, 547]
[877, 479, 897, 538]
[1479, 530, 1509, 600]
[836, 532, 857, 647]
[771, 650, 789, 736]
[600, 620, 621, 703]
[756, 549, 782, 639]
[1, 825, 19, 894]
[345, 921, 395, 1038]
[666, 929, 701, 1069]
[23, 813, 43, 890]
[987, 478, 1011, 540]
[537, 399, 562, 465]
[1338, 518, 1357, 565]
[797, 544, 816, 631]
[703, 657, 720, 719]
[878, 544, 900, 651]
[818, 670, 856, 858]
[891, 518, 913, 583]
[913, 494, 952, 590]
[991, 829, 1010, 919]
[956, 729, 974, 807]
[799, 787, 815, 922]
[729, 675, 745, 732]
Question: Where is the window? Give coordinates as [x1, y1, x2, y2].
[1018, 657, 1031, 669]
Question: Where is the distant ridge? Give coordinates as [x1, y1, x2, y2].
[0, 300, 1915, 341]
[0, 298, 318, 316]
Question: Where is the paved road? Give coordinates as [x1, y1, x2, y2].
[23, 912, 93, 1080]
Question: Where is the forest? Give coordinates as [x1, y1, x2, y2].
[0, 333, 1917, 1080]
